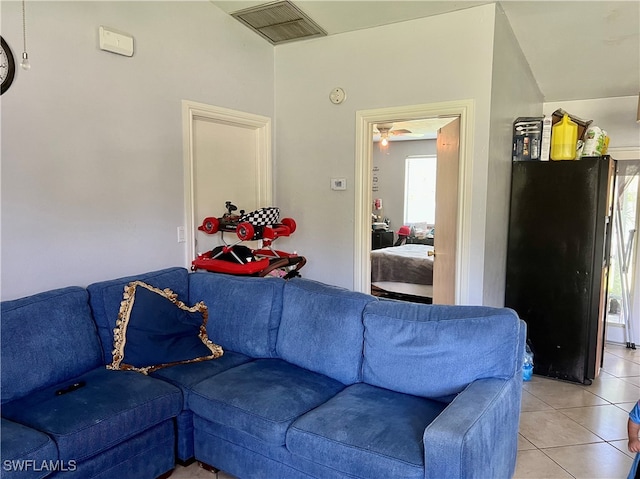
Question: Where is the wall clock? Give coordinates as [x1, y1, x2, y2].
[1, 36, 16, 95]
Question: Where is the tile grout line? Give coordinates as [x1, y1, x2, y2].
[536, 447, 577, 479]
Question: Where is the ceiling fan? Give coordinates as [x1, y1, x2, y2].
[374, 123, 416, 146]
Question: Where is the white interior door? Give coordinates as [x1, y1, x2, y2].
[193, 119, 260, 255]
[182, 101, 272, 266]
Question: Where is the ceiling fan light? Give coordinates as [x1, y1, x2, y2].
[381, 137, 388, 147]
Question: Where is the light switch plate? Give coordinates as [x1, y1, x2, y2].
[177, 226, 186, 243]
[331, 178, 347, 190]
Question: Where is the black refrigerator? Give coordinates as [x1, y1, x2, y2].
[505, 156, 615, 384]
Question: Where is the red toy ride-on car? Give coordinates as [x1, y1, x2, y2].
[192, 201, 306, 279]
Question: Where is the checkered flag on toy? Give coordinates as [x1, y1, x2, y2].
[240, 207, 280, 226]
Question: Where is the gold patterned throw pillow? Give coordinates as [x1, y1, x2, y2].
[108, 281, 223, 374]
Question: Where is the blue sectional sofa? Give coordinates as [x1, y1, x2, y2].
[1, 267, 526, 479]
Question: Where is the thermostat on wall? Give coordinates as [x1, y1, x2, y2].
[99, 26, 134, 57]
[331, 178, 347, 190]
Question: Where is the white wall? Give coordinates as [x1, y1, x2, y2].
[372, 140, 437, 233]
[1, 1, 274, 300]
[7, 1, 627, 307]
[483, 4, 543, 306]
[274, 4, 497, 294]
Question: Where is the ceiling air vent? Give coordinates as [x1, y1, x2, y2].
[231, 0, 327, 45]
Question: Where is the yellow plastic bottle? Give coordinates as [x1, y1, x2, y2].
[550, 114, 578, 160]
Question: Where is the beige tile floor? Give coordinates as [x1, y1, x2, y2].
[515, 342, 640, 479]
[172, 463, 236, 479]
[172, 342, 640, 479]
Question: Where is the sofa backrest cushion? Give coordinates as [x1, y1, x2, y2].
[1, 287, 103, 404]
[188, 272, 284, 358]
[87, 268, 189, 363]
[362, 301, 523, 398]
[277, 279, 376, 385]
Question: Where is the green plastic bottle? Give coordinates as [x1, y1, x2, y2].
[550, 114, 578, 161]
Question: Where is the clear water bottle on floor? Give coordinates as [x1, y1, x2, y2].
[523, 343, 534, 381]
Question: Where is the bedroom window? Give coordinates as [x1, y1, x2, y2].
[404, 155, 436, 226]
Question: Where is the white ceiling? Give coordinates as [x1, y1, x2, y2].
[212, 0, 640, 103]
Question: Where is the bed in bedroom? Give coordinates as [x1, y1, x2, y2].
[370, 243, 434, 302]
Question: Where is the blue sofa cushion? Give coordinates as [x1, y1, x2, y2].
[1, 287, 103, 405]
[150, 350, 252, 406]
[287, 383, 446, 479]
[1, 418, 59, 479]
[276, 279, 376, 385]
[150, 350, 254, 463]
[149, 350, 253, 402]
[188, 272, 285, 358]
[362, 301, 522, 398]
[1, 367, 182, 463]
[108, 281, 223, 374]
[188, 359, 344, 445]
[88, 267, 189, 363]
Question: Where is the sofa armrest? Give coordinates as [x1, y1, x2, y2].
[423, 375, 521, 479]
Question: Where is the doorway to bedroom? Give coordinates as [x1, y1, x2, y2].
[368, 117, 459, 305]
[370, 137, 438, 303]
[354, 102, 472, 305]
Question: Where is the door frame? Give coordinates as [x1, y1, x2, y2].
[354, 100, 475, 303]
[182, 100, 272, 268]
[606, 147, 640, 346]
